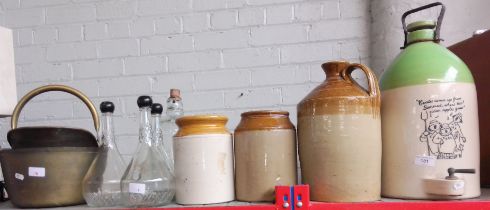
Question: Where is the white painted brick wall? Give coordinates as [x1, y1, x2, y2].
[168, 51, 221, 71]
[107, 21, 131, 38]
[73, 59, 123, 79]
[223, 47, 279, 68]
[0, 0, 371, 161]
[210, 10, 237, 29]
[98, 39, 139, 58]
[84, 22, 107, 40]
[96, 1, 136, 20]
[155, 17, 181, 35]
[124, 56, 165, 75]
[265, 5, 292, 24]
[238, 7, 264, 26]
[58, 24, 83, 42]
[46, 5, 96, 24]
[141, 34, 193, 54]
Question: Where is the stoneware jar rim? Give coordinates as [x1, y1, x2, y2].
[240, 110, 289, 117]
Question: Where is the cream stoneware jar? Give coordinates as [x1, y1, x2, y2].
[234, 110, 297, 202]
[173, 115, 235, 205]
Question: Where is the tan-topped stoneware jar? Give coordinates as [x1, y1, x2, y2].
[174, 115, 235, 205]
[234, 111, 297, 202]
[297, 61, 381, 202]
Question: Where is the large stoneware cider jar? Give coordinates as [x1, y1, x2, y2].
[297, 61, 381, 202]
[381, 2, 480, 199]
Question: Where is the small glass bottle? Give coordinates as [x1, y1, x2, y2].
[121, 96, 175, 207]
[161, 89, 183, 170]
[82, 101, 127, 207]
[151, 103, 174, 173]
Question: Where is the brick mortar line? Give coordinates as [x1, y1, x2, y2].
[16, 81, 326, 106]
[15, 55, 370, 85]
[14, 36, 369, 65]
[20, 103, 300, 124]
[7, 13, 365, 32]
[6, 0, 336, 15]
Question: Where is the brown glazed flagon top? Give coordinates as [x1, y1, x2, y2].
[297, 61, 380, 117]
[235, 110, 295, 132]
[175, 115, 230, 137]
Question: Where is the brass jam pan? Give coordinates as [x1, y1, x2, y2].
[7, 85, 99, 149]
[0, 85, 101, 207]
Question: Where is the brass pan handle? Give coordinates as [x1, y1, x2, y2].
[11, 85, 99, 132]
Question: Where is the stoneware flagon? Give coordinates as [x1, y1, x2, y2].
[173, 115, 235, 205]
[297, 61, 381, 202]
[234, 111, 297, 202]
[380, 2, 480, 199]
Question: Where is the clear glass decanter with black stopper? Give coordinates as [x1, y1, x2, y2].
[82, 101, 127, 207]
[151, 103, 174, 173]
[121, 96, 175, 207]
[161, 89, 184, 171]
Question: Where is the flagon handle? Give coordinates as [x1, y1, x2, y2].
[401, 2, 445, 48]
[11, 85, 99, 132]
[341, 63, 380, 98]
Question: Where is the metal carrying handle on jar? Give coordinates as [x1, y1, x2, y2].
[10, 85, 100, 132]
[401, 2, 445, 48]
[341, 63, 379, 98]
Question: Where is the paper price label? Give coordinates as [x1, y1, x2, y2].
[15, 173, 24, 180]
[129, 183, 146, 194]
[453, 181, 465, 190]
[28, 167, 45, 177]
[414, 155, 436, 167]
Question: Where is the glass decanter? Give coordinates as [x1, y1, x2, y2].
[121, 96, 175, 207]
[82, 101, 127, 207]
[151, 103, 174, 173]
[160, 89, 184, 170]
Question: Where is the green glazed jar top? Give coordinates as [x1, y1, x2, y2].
[407, 29, 434, 44]
[380, 19, 475, 91]
[407, 20, 436, 32]
[380, 41, 474, 91]
[407, 20, 436, 45]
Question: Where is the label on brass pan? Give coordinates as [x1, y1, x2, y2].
[28, 167, 45, 177]
[129, 183, 146, 194]
[14, 173, 24, 180]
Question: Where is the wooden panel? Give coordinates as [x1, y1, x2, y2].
[449, 31, 490, 186]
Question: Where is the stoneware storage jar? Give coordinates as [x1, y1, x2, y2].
[234, 110, 297, 202]
[380, 3, 480, 199]
[297, 61, 381, 202]
[173, 115, 235, 205]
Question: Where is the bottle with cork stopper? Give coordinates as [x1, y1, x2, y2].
[161, 89, 184, 171]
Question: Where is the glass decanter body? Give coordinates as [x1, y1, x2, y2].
[121, 96, 175, 207]
[83, 101, 127, 207]
[161, 89, 183, 169]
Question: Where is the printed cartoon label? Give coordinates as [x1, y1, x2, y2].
[417, 97, 466, 159]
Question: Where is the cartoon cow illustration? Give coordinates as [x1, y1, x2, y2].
[419, 112, 466, 159]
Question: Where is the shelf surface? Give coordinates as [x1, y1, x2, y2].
[1, 189, 490, 209]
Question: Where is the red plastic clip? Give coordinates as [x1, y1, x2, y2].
[293, 185, 310, 209]
[275, 186, 292, 210]
[275, 185, 310, 210]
